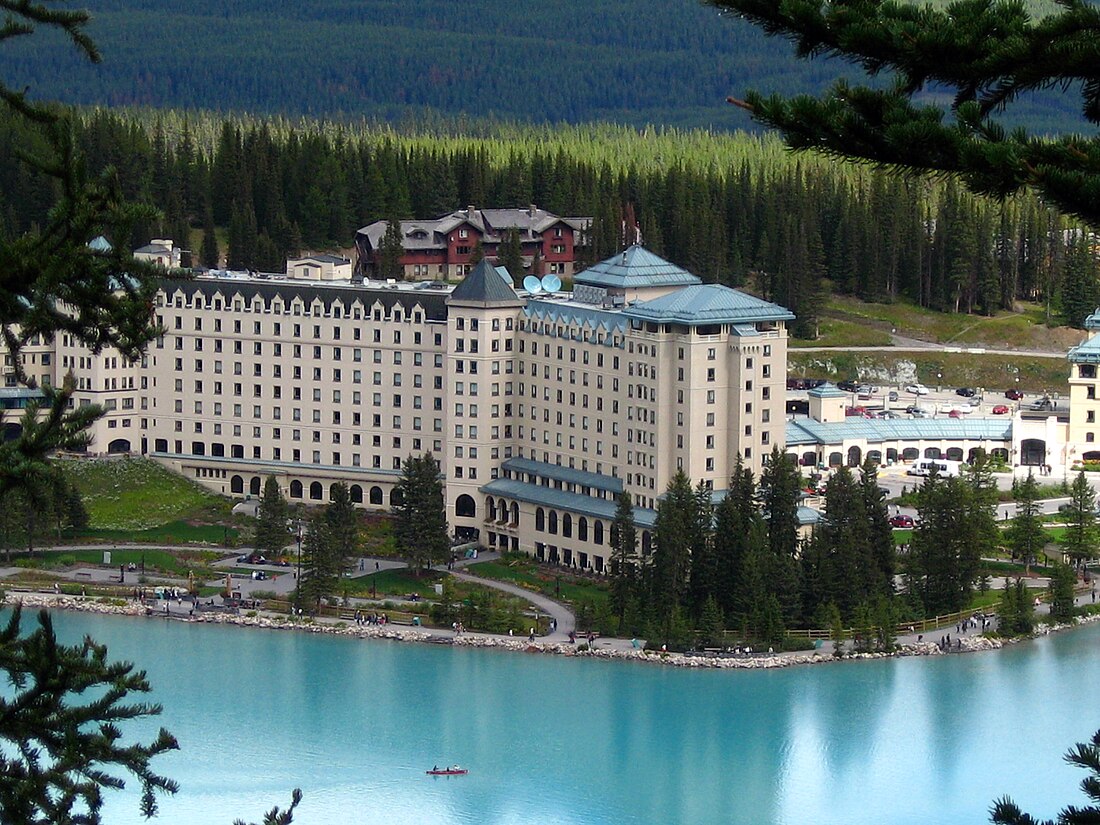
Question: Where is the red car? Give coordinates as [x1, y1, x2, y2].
[889, 514, 915, 528]
[1005, 389, 1024, 400]
[992, 404, 1010, 415]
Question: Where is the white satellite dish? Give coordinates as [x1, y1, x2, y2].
[541, 274, 562, 293]
[523, 275, 543, 294]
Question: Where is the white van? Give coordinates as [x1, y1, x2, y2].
[907, 459, 962, 478]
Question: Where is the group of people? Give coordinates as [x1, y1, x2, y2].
[354, 611, 388, 626]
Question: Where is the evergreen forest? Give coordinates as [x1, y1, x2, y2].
[5, 108, 1098, 336]
[0, 0, 1080, 132]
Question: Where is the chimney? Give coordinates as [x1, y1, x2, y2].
[466, 205, 476, 217]
[529, 204, 537, 218]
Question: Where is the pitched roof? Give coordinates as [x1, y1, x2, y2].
[808, 382, 847, 399]
[624, 283, 794, 325]
[480, 478, 657, 528]
[575, 245, 701, 290]
[447, 258, 523, 305]
[785, 416, 1013, 447]
[1068, 334, 1100, 363]
[502, 457, 624, 494]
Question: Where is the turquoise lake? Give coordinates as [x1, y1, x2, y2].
[21, 611, 1100, 825]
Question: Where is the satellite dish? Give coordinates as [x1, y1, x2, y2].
[523, 275, 543, 294]
[541, 274, 562, 293]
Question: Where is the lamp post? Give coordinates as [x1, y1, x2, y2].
[937, 372, 942, 393]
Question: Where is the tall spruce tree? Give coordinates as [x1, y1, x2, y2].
[1061, 471, 1099, 567]
[714, 457, 761, 621]
[254, 476, 289, 559]
[759, 447, 803, 623]
[909, 471, 979, 615]
[1007, 472, 1045, 572]
[713, 0, 1100, 226]
[393, 454, 448, 574]
[609, 491, 638, 623]
[324, 482, 359, 576]
[297, 513, 338, 610]
[651, 471, 697, 628]
[497, 227, 524, 276]
[377, 216, 405, 280]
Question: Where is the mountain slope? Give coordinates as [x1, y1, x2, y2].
[0, 0, 1082, 130]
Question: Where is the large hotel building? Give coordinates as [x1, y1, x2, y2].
[3, 245, 793, 572]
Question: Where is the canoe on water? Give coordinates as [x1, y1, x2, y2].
[426, 767, 468, 776]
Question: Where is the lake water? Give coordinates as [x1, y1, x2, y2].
[19, 610, 1100, 825]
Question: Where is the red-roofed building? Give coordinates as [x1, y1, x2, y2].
[354, 204, 589, 280]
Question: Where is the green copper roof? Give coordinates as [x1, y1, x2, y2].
[1085, 309, 1100, 331]
[448, 259, 523, 305]
[785, 416, 1013, 447]
[624, 284, 794, 326]
[808, 382, 847, 399]
[1069, 334, 1100, 363]
[574, 245, 701, 290]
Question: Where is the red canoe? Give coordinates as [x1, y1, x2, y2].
[426, 767, 468, 776]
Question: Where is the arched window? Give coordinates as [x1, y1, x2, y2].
[548, 510, 558, 534]
[593, 520, 604, 545]
[562, 513, 572, 538]
[456, 494, 476, 518]
[487, 499, 497, 521]
[946, 447, 963, 461]
[535, 507, 545, 531]
[867, 450, 882, 465]
[211, 442, 225, 457]
[191, 441, 205, 457]
[370, 486, 384, 505]
[230, 475, 244, 494]
[641, 531, 652, 556]
[924, 447, 942, 459]
[390, 488, 404, 507]
[902, 447, 919, 461]
[847, 446, 862, 467]
[510, 502, 519, 526]
[309, 482, 323, 500]
[329, 483, 341, 501]
[250, 477, 262, 496]
[828, 452, 843, 467]
[349, 485, 363, 504]
[108, 438, 131, 454]
[578, 517, 589, 542]
[290, 480, 303, 498]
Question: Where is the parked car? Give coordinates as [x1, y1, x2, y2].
[992, 404, 1010, 415]
[956, 387, 977, 397]
[888, 391, 899, 402]
[845, 406, 867, 416]
[910, 408, 928, 418]
[858, 391, 873, 400]
[1005, 388, 1024, 400]
[889, 514, 915, 528]
[904, 383, 930, 395]
[837, 380, 859, 392]
[948, 409, 962, 418]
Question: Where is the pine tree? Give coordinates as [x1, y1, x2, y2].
[651, 471, 697, 628]
[200, 208, 220, 269]
[1007, 472, 1045, 573]
[297, 514, 337, 611]
[497, 226, 524, 276]
[715, 0, 1100, 226]
[1061, 471, 1099, 568]
[609, 491, 637, 624]
[0, 606, 180, 824]
[325, 482, 359, 575]
[714, 457, 761, 621]
[377, 216, 405, 280]
[393, 454, 448, 574]
[254, 476, 289, 559]
[1060, 237, 1100, 328]
[1049, 562, 1078, 624]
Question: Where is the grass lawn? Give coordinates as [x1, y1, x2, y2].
[75, 520, 240, 545]
[11, 548, 222, 577]
[819, 295, 1083, 353]
[58, 457, 232, 530]
[343, 568, 443, 599]
[789, 316, 892, 348]
[788, 350, 1069, 395]
[468, 556, 611, 608]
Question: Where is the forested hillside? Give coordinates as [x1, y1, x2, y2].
[0, 108, 1091, 339]
[0, 0, 1081, 132]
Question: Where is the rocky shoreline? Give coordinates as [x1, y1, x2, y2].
[5, 591, 1097, 670]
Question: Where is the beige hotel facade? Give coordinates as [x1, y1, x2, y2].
[2, 246, 793, 574]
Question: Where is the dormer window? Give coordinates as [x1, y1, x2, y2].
[459, 228, 469, 239]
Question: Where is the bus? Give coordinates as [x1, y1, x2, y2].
[906, 459, 962, 478]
